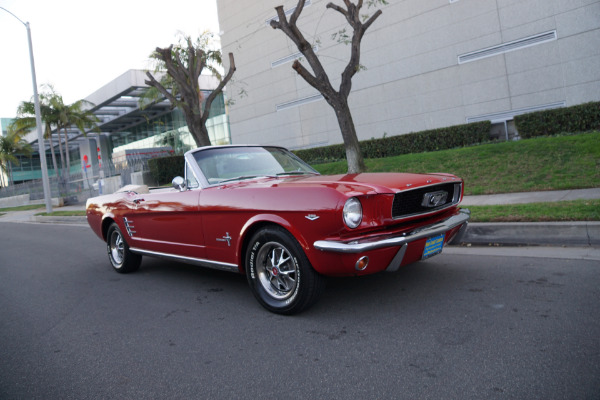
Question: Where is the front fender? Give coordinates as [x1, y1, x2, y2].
[237, 214, 313, 271]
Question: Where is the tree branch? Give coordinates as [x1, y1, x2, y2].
[291, 60, 321, 91]
[289, 0, 306, 25]
[270, 6, 285, 30]
[271, 1, 334, 88]
[202, 53, 236, 125]
[145, 71, 179, 108]
[362, 9, 382, 32]
[155, 46, 188, 89]
[326, 3, 347, 16]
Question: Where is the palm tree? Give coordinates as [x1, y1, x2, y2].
[53, 96, 100, 180]
[11, 86, 100, 194]
[12, 90, 61, 180]
[0, 126, 32, 187]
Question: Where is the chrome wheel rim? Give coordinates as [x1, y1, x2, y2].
[109, 230, 125, 265]
[256, 241, 297, 300]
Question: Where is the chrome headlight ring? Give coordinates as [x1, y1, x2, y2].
[343, 197, 362, 229]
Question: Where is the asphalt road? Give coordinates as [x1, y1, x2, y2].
[1, 222, 599, 399]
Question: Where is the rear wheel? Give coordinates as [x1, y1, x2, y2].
[106, 223, 141, 273]
[246, 226, 325, 314]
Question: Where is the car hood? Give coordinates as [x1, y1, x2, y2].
[275, 172, 462, 196]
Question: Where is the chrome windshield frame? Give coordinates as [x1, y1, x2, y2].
[184, 145, 319, 189]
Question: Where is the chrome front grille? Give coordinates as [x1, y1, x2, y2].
[392, 183, 461, 219]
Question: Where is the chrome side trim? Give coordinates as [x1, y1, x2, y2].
[314, 209, 470, 254]
[123, 217, 136, 237]
[129, 248, 239, 273]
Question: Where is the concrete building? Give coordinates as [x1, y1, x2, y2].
[8, 69, 230, 185]
[216, 0, 600, 147]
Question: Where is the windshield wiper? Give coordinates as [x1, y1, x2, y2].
[218, 175, 262, 183]
[275, 171, 316, 176]
[219, 172, 316, 183]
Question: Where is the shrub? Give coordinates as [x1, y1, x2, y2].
[294, 121, 491, 164]
[515, 101, 600, 138]
[148, 155, 185, 185]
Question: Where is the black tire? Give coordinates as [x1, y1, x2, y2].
[246, 226, 325, 315]
[106, 223, 141, 273]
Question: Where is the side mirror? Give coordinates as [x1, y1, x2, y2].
[172, 176, 187, 192]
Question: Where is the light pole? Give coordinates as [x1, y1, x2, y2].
[1, 6, 52, 213]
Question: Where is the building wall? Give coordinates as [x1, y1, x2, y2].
[217, 0, 600, 148]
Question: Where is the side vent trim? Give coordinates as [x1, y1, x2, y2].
[458, 30, 557, 64]
[276, 94, 324, 111]
[466, 101, 566, 124]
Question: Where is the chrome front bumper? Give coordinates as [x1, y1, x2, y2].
[313, 209, 471, 254]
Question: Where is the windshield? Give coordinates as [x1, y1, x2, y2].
[192, 146, 319, 184]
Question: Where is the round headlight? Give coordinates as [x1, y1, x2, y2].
[343, 197, 362, 229]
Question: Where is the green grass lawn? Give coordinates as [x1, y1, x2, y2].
[313, 131, 600, 196]
[469, 199, 600, 222]
[35, 210, 86, 217]
[311, 132, 600, 222]
[2, 133, 598, 222]
[0, 204, 45, 212]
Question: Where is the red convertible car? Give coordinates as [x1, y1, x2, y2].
[86, 145, 470, 314]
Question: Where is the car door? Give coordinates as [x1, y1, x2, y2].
[198, 186, 243, 266]
[123, 184, 205, 259]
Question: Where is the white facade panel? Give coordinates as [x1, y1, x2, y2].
[563, 54, 600, 87]
[555, 2, 600, 37]
[218, 0, 600, 149]
[510, 88, 568, 111]
[566, 80, 600, 104]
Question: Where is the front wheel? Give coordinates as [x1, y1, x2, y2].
[106, 223, 141, 273]
[246, 226, 325, 314]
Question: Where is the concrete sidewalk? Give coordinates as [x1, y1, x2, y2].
[457, 188, 600, 246]
[462, 187, 600, 206]
[0, 204, 87, 225]
[1, 188, 599, 246]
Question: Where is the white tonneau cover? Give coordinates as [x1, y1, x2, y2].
[115, 184, 150, 195]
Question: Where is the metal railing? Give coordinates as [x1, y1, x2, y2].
[0, 156, 152, 205]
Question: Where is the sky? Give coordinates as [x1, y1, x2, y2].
[0, 0, 220, 117]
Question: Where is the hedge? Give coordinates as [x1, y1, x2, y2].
[515, 101, 600, 138]
[148, 155, 185, 186]
[293, 121, 491, 164]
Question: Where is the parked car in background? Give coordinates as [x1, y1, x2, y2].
[86, 145, 470, 314]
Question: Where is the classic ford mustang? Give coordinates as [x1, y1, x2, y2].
[86, 145, 470, 314]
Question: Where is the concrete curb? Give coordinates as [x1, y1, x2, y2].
[460, 222, 600, 247]
[30, 215, 88, 225]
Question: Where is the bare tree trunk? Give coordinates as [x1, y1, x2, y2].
[270, 0, 383, 174]
[332, 98, 366, 174]
[145, 40, 236, 148]
[185, 113, 211, 147]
